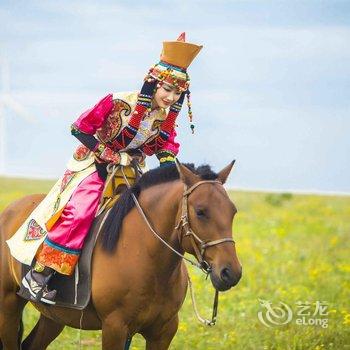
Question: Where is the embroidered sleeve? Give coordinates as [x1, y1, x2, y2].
[72, 94, 114, 135]
[156, 129, 180, 166]
[70, 94, 114, 156]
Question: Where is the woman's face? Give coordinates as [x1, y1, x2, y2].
[152, 83, 182, 109]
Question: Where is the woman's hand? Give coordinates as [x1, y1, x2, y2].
[131, 153, 146, 164]
[119, 152, 132, 166]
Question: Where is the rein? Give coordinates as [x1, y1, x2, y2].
[118, 165, 234, 326]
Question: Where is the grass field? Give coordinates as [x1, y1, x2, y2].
[1, 176, 349, 349]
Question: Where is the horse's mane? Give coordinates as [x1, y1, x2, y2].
[101, 163, 218, 252]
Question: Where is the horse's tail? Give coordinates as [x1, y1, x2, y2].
[101, 184, 141, 253]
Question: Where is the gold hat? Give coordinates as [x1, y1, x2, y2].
[160, 32, 203, 69]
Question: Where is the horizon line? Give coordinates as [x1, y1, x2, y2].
[1, 173, 349, 198]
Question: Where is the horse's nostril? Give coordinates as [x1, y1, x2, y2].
[220, 267, 231, 282]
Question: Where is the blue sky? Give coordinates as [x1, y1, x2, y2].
[0, 1, 349, 192]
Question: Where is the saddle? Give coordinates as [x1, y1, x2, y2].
[20, 163, 141, 309]
[97, 164, 141, 214]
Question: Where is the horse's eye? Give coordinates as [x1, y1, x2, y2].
[196, 208, 206, 218]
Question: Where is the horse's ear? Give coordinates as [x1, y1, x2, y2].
[175, 159, 200, 187]
[217, 160, 236, 184]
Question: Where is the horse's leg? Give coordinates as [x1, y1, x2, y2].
[21, 314, 64, 350]
[101, 312, 129, 350]
[0, 291, 27, 350]
[143, 315, 179, 350]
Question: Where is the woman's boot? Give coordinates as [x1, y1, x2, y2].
[21, 263, 57, 304]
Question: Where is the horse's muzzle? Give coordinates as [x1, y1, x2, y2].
[210, 265, 242, 291]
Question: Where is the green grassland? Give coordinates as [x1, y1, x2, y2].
[1, 176, 349, 349]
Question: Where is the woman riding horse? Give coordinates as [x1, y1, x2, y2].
[1, 160, 241, 350]
[7, 32, 202, 304]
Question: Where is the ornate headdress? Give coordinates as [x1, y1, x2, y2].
[113, 33, 202, 152]
[147, 32, 202, 92]
[146, 32, 203, 134]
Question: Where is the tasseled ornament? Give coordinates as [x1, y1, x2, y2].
[186, 90, 194, 134]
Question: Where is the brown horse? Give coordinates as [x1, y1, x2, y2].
[0, 161, 242, 350]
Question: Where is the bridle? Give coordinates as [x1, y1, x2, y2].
[119, 166, 236, 326]
[175, 180, 235, 274]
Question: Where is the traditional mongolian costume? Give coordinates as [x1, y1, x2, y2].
[7, 33, 202, 304]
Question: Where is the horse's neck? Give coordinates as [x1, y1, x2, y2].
[136, 181, 184, 274]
